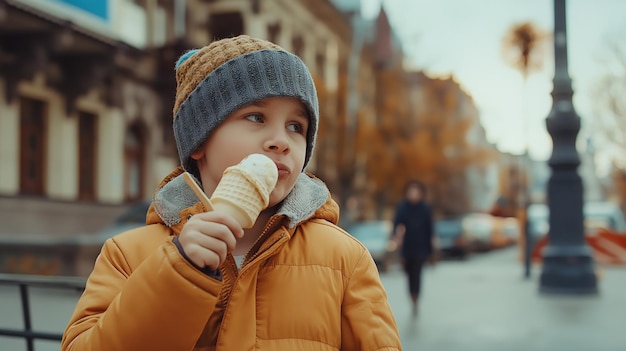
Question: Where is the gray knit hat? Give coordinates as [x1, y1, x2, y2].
[173, 35, 319, 172]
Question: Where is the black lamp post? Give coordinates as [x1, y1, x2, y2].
[539, 0, 597, 295]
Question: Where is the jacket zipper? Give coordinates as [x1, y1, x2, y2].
[242, 215, 283, 267]
[215, 216, 287, 342]
[220, 216, 282, 281]
[220, 216, 285, 295]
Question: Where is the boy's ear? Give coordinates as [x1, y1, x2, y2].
[190, 147, 205, 160]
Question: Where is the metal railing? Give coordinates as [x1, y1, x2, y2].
[0, 273, 86, 351]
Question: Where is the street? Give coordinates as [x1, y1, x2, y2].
[382, 247, 626, 351]
[1, 246, 626, 351]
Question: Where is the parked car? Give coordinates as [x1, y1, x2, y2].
[346, 220, 396, 272]
[461, 213, 494, 252]
[458, 213, 519, 252]
[527, 202, 626, 240]
[491, 216, 519, 248]
[434, 217, 468, 259]
[583, 201, 626, 234]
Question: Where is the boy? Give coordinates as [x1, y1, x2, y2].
[62, 35, 401, 351]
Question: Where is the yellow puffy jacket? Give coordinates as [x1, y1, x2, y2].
[62, 168, 401, 351]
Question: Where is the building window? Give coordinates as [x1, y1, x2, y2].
[268, 23, 281, 44]
[316, 51, 325, 79]
[292, 36, 304, 59]
[209, 12, 244, 40]
[78, 111, 97, 201]
[19, 97, 47, 196]
[124, 123, 146, 202]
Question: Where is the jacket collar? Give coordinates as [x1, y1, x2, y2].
[148, 167, 335, 231]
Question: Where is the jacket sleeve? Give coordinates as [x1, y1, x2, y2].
[61, 237, 221, 351]
[426, 204, 435, 254]
[340, 250, 401, 351]
[392, 202, 405, 236]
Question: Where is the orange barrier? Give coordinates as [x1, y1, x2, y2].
[531, 230, 626, 266]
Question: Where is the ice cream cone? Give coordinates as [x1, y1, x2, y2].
[210, 169, 267, 227]
[211, 154, 278, 227]
[184, 154, 278, 228]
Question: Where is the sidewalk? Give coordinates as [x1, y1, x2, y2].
[380, 247, 626, 351]
[1, 246, 623, 351]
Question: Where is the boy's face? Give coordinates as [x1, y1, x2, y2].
[191, 96, 310, 207]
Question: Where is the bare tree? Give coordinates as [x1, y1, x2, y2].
[593, 38, 626, 168]
[592, 32, 626, 213]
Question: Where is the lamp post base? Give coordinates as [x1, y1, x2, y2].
[539, 244, 598, 295]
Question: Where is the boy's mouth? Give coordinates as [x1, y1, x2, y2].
[275, 162, 291, 178]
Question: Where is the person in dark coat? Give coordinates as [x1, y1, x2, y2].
[393, 180, 434, 316]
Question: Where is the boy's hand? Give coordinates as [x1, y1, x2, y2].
[177, 211, 244, 270]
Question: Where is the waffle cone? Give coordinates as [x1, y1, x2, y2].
[210, 167, 271, 228]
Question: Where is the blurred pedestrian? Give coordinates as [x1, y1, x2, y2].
[61, 35, 400, 350]
[393, 180, 434, 317]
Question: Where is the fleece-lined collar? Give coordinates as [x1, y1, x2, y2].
[149, 167, 334, 230]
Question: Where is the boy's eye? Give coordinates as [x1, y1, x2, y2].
[287, 122, 306, 134]
[245, 114, 264, 123]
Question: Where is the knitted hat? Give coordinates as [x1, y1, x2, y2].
[173, 35, 319, 172]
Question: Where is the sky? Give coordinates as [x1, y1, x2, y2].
[360, 0, 626, 161]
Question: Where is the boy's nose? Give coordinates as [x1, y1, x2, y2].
[264, 131, 289, 153]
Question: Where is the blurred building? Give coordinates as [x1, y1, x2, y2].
[504, 137, 607, 210]
[464, 115, 500, 213]
[405, 72, 499, 217]
[0, 0, 504, 240]
[528, 156, 550, 204]
[580, 138, 604, 202]
[0, 0, 356, 236]
[0, 0, 512, 276]
[0, 0, 180, 209]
